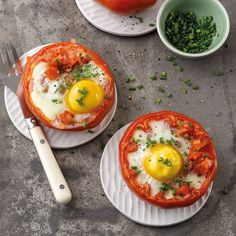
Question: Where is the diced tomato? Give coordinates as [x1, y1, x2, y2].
[127, 142, 138, 152]
[191, 136, 208, 152]
[188, 151, 203, 161]
[193, 158, 211, 175]
[58, 110, 74, 125]
[45, 66, 60, 80]
[176, 183, 191, 197]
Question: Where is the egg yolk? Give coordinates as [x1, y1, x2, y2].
[66, 80, 104, 113]
[143, 144, 183, 182]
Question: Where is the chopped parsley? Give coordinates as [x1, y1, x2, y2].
[156, 98, 162, 105]
[65, 82, 72, 89]
[149, 74, 157, 81]
[126, 76, 136, 83]
[88, 129, 95, 134]
[158, 156, 172, 167]
[182, 88, 188, 94]
[131, 166, 142, 174]
[105, 95, 110, 100]
[145, 137, 157, 149]
[137, 84, 144, 90]
[159, 183, 171, 192]
[129, 87, 136, 91]
[132, 137, 141, 143]
[72, 64, 99, 81]
[212, 69, 224, 76]
[82, 121, 87, 128]
[159, 72, 167, 80]
[175, 178, 191, 187]
[158, 86, 165, 93]
[51, 99, 63, 104]
[77, 87, 89, 106]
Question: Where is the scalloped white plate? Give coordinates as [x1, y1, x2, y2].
[4, 45, 117, 149]
[100, 124, 213, 226]
[75, 0, 165, 36]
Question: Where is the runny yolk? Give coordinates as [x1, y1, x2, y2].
[66, 80, 104, 113]
[143, 144, 183, 182]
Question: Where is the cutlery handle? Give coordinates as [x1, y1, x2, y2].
[27, 119, 72, 204]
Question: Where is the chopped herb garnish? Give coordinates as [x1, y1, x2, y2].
[166, 55, 176, 62]
[51, 99, 63, 104]
[183, 151, 188, 157]
[77, 87, 89, 106]
[166, 93, 173, 98]
[99, 143, 105, 151]
[178, 121, 184, 126]
[176, 65, 184, 72]
[134, 16, 143, 23]
[182, 88, 188, 94]
[165, 11, 217, 53]
[158, 86, 165, 93]
[82, 121, 87, 128]
[131, 166, 138, 170]
[156, 98, 162, 105]
[132, 137, 141, 143]
[149, 74, 157, 81]
[131, 166, 141, 174]
[149, 23, 155, 27]
[146, 137, 157, 149]
[129, 87, 136, 91]
[137, 84, 144, 90]
[158, 156, 172, 167]
[159, 137, 165, 144]
[192, 85, 200, 91]
[85, 54, 92, 59]
[212, 69, 224, 76]
[88, 129, 95, 134]
[183, 79, 192, 86]
[126, 76, 136, 83]
[105, 95, 110, 100]
[65, 82, 72, 89]
[159, 183, 171, 192]
[71, 64, 99, 81]
[175, 178, 191, 187]
[159, 72, 167, 80]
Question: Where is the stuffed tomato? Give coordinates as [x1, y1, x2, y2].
[119, 111, 217, 208]
[97, 0, 157, 14]
[23, 42, 115, 131]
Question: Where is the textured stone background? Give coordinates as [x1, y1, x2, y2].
[0, 0, 235, 235]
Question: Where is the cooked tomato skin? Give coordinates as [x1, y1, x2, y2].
[97, 0, 157, 14]
[23, 42, 115, 131]
[119, 111, 217, 208]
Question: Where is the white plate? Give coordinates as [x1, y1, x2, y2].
[75, 0, 165, 36]
[4, 45, 117, 149]
[100, 124, 213, 226]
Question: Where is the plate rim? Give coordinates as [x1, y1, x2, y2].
[75, 0, 162, 37]
[100, 124, 213, 226]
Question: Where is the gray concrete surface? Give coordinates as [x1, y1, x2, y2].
[0, 0, 235, 235]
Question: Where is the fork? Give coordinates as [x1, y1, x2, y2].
[0, 41, 72, 205]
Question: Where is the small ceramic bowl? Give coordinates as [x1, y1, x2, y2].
[156, 0, 230, 58]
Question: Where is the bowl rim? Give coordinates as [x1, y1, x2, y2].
[156, 0, 230, 58]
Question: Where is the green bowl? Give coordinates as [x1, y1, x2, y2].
[156, 0, 230, 58]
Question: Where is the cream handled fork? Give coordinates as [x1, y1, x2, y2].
[1, 42, 72, 204]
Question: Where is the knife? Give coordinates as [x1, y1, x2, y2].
[1, 42, 72, 204]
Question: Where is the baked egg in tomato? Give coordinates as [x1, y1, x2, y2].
[119, 111, 217, 208]
[23, 42, 115, 130]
